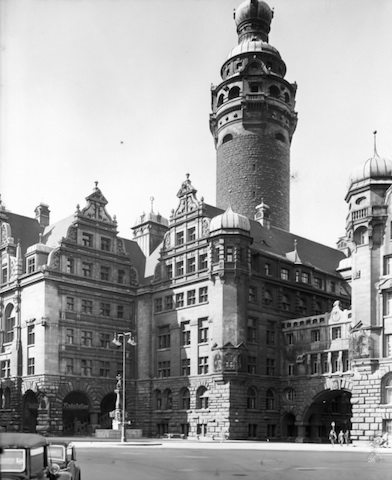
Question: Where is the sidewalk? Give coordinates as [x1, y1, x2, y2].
[56, 436, 392, 453]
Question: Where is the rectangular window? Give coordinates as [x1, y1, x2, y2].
[81, 330, 93, 347]
[187, 289, 196, 306]
[176, 231, 184, 246]
[385, 256, 392, 275]
[181, 358, 190, 376]
[387, 292, 392, 316]
[100, 333, 110, 348]
[100, 302, 111, 316]
[101, 237, 111, 251]
[27, 257, 36, 274]
[117, 305, 124, 319]
[288, 363, 295, 376]
[225, 246, 234, 262]
[100, 266, 110, 281]
[66, 258, 74, 274]
[331, 281, 336, 293]
[82, 262, 92, 278]
[117, 269, 125, 284]
[247, 317, 257, 343]
[2, 266, 8, 284]
[81, 299, 93, 314]
[158, 325, 170, 349]
[286, 333, 294, 345]
[198, 356, 209, 375]
[248, 286, 257, 303]
[155, 297, 163, 313]
[165, 295, 173, 310]
[199, 286, 208, 303]
[166, 264, 173, 279]
[280, 268, 289, 280]
[247, 356, 257, 374]
[1, 360, 11, 378]
[99, 361, 110, 377]
[158, 361, 170, 377]
[187, 257, 196, 273]
[314, 277, 322, 289]
[82, 232, 93, 247]
[332, 326, 342, 340]
[311, 329, 321, 342]
[66, 358, 74, 375]
[176, 292, 184, 308]
[266, 329, 275, 346]
[81, 359, 92, 376]
[266, 358, 275, 376]
[66, 328, 74, 344]
[187, 227, 196, 242]
[66, 296, 75, 311]
[181, 321, 191, 346]
[301, 272, 309, 283]
[199, 253, 208, 270]
[198, 317, 209, 343]
[176, 260, 184, 277]
[27, 325, 35, 346]
[27, 357, 35, 375]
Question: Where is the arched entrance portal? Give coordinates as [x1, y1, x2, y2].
[304, 390, 352, 442]
[100, 393, 116, 429]
[62, 391, 91, 436]
[22, 390, 38, 433]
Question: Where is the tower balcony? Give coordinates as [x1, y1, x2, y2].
[348, 205, 388, 226]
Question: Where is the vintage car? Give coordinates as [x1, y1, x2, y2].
[0, 433, 75, 480]
[47, 441, 81, 480]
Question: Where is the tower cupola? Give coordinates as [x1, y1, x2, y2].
[234, 0, 273, 44]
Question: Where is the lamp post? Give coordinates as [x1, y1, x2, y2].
[112, 331, 136, 443]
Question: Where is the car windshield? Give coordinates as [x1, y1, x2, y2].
[1, 449, 26, 473]
[48, 444, 66, 462]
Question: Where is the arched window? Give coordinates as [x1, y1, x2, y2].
[222, 134, 233, 144]
[228, 86, 240, 100]
[217, 93, 224, 107]
[180, 388, 190, 410]
[354, 226, 367, 246]
[196, 386, 209, 409]
[269, 85, 280, 98]
[4, 304, 15, 343]
[383, 376, 392, 404]
[275, 132, 286, 143]
[285, 388, 296, 402]
[298, 298, 307, 315]
[153, 389, 162, 410]
[247, 387, 257, 409]
[284, 92, 290, 103]
[163, 389, 172, 410]
[266, 389, 275, 410]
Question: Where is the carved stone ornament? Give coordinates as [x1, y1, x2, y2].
[349, 330, 372, 359]
[130, 267, 138, 285]
[154, 264, 161, 282]
[202, 218, 210, 237]
[117, 238, 125, 255]
[1, 223, 12, 245]
[163, 232, 171, 250]
[48, 249, 60, 270]
[66, 226, 77, 243]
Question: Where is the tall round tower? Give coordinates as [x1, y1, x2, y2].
[210, 0, 297, 229]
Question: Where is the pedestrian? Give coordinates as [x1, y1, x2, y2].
[338, 430, 344, 446]
[329, 429, 337, 445]
[344, 430, 349, 446]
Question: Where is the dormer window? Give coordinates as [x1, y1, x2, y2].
[27, 257, 36, 274]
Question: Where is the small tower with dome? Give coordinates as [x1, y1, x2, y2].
[345, 132, 392, 352]
[210, 0, 297, 229]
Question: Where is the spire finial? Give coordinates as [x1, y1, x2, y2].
[373, 130, 378, 157]
[94, 181, 99, 189]
[150, 196, 155, 213]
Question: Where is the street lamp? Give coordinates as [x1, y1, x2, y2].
[112, 331, 136, 442]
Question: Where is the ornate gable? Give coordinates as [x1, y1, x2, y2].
[174, 174, 201, 216]
[81, 182, 113, 223]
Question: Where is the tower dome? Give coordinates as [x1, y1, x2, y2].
[234, 0, 273, 43]
[349, 153, 392, 188]
[210, 207, 251, 233]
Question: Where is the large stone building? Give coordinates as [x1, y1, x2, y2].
[1, 0, 392, 443]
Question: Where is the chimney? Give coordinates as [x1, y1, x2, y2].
[35, 203, 50, 228]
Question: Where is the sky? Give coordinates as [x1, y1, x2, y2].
[1, 0, 392, 249]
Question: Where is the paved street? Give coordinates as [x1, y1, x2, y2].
[74, 441, 392, 480]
